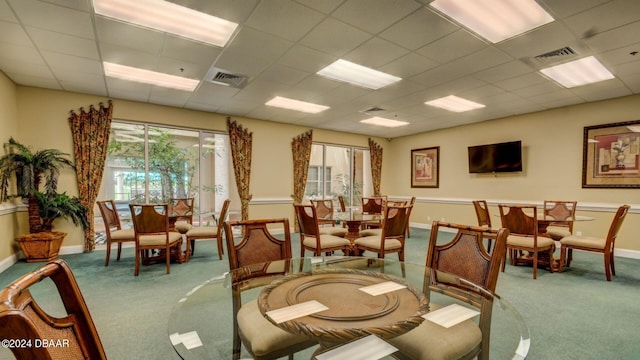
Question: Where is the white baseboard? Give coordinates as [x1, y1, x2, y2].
[0, 254, 18, 273]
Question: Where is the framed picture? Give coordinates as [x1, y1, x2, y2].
[583, 120, 640, 188]
[411, 146, 439, 188]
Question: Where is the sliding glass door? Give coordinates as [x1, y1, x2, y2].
[97, 122, 232, 238]
[305, 143, 373, 207]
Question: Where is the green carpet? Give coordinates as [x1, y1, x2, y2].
[1, 228, 639, 360]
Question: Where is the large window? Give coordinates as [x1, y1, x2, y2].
[96, 122, 233, 237]
[305, 143, 372, 207]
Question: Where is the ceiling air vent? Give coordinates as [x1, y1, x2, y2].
[360, 106, 386, 114]
[206, 67, 247, 88]
[532, 46, 577, 65]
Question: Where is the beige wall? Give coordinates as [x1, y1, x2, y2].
[9, 86, 383, 262]
[0, 71, 21, 266]
[1, 82, 638, 267]
[386, 94, 640, 253]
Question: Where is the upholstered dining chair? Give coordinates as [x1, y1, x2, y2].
[97, 199, 135, 266]
[294, 204, 351, 257]
[168, 197, 194, 234]
[543, 200, 577, 240]
[311, 199, 348, 237]
[223, 218, 316, 360]
[354, 204, 411, 262]
[360, 195, 387, 229]
[0, 259, 107, 359]
[185, 199, 230, 261]
[129, 204, 183, 276]
[498, 204, 555, 279]
[559, 205, 630, 281]
[472, 200, 495, 252]
[388, 222, 508, 360]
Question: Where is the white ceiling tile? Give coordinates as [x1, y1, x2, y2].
[379, 53, 439, 79]
[8, 0, 93, 38]
[95, 17, 164, 54]
[379, 7, 458, 50]
[343, 37, 409, 69]
[277, 45, 337, 73]
[294, 0, 342, 14]
[417, 30, 486, 64]
[27, 26, 98, 59]
[1, 0, 639, 138]
[0, 21, 32, 46]
[332, 0, 421, 34]
[245, 0, 324, 42]
[161, 35, 222, 66]
[300, 17, 371, 57]
[0, 1, 18, 22]
[41, 50, 102, 74]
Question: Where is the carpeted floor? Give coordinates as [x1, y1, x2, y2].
[1, 227, 639, 360]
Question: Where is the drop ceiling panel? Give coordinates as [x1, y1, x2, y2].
[379, 8, 459, 50]
[344, 37, 409, 69]
[416, 29, 486, 64]
[2, 0, 640, 138]
[299, 17, 371, 57]
[245, 0, 324, 42]
[0, 21, 32, 46]
[27, 27, 99, 59]
[8, 0, 93, 38]
[332, 0, 421, 35]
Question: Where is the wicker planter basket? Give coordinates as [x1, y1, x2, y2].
[15, 231, 67, 262]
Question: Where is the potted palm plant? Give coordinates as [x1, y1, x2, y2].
[0, 137, 88, 262]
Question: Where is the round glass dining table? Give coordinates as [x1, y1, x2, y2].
[168, 257, 529, 360]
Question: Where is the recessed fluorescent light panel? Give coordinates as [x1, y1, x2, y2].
[104, 62, 199, 91]
[317, 60, 402, 90]
[360, 117, 409, 128]
[425, 95, 485, 112]
[429, 0, 554, 43]
[265, 96, 330, 114]
[93, 0, 238, 47]
[539, 56, 615, 88]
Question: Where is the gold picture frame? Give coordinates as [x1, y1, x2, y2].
[411, 147, 439, 188]
[583, 120, 640, 188]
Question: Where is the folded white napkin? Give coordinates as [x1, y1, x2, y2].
[358, 281, 407, 296]
[315, 335, 398, 360]
[265, 300, 329, 323]
[169, 331, 203, 350]
[422, 304, 480, 328]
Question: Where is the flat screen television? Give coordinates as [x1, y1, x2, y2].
[468, 141, 522, 173]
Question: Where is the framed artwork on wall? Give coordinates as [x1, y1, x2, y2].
[411, 146, 439, 188]
[583, 120, 640, 188]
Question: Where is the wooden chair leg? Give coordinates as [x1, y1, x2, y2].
[165, 246, 171, 274]
[117, 242, 122, 260]
[105, 241, 112, 266]
[532, 251, 538, 279]
[604, 251, 612, 281]
[134, 249, 141, 276]
[609, 251, 616, 276]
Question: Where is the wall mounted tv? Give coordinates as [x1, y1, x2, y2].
[468, 140, 522, 173]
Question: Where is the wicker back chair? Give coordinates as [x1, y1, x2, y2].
[223, 218, 316, 360]
[97, 200, 135, 266]
[389, 222, 508, 360]
[0, 259, 106, 359]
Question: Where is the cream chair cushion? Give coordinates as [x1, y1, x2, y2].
[359, 228, 382, 237]
[302, 234, 350, 250]
[111, 228, 135, 240]
[319, 227, 348, 237]
[139, 232, 182, 246]
[173, 221, 193, 234]
[237, 300, 312, 357]
[545, 225, 572, 240]
[506, 235, 554, 248]
[354, 235, 401, 250]
[388, 303, 482, 360]
[560, 235, 605, 249]
[186, 226, 217, 237]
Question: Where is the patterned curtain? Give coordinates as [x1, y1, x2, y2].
[368, 138, 383, 196]
[68, 100, 113, 252]
[227, 118, 252, 221]
[291, 130, 313, 230]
